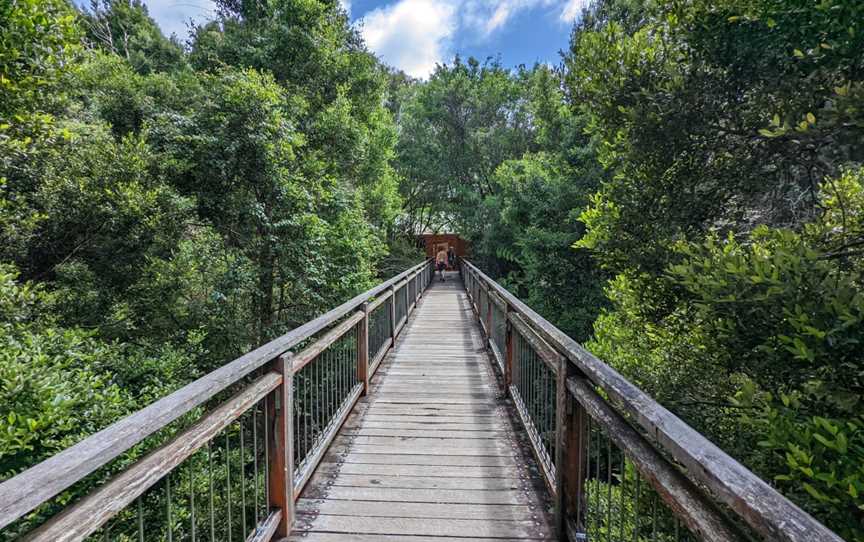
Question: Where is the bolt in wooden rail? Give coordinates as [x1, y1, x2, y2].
[460, 258, 844, 542]
[0, 259, 435, 540]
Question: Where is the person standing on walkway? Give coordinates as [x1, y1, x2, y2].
[447, 246, 456, 270]
[436, 247, 448, 281]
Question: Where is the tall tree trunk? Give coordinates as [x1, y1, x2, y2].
[256, 234, 274, 344]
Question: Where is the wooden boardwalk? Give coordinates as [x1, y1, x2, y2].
[290, 273, 554, 541]
[6, 262, 840, 542]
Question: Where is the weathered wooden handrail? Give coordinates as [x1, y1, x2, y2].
[460, 259, 843, 542]
[0, 259, 434, 539]
[567, 376, 744, 542]
[20, 372, 283, 541]
[292, 311, 365, 373]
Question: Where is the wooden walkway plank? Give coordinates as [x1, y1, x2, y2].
[293, 515, 548, 538]
[293, 536, 550, 542]
[312, 462, 526, 479]
[288, 275, 553, 541]
[342, 428, 506, 438]
[324, 452, 525, 467]
[327, 473, 524, 490]
[296, 499, 538, 522]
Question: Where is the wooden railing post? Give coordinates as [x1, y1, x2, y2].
[485, 289, 492, 349]
[389, 285, 397, 341]
[504, 303, 513, 391]
[505, 311, 515, 394]
[269, 353, 294, 536]
[358, 303, 369, 396]
[474, 273, 480, 311]
[463, 265, 468, 295]
[563, 378, 588, 536]
[554, 355, 568, 538]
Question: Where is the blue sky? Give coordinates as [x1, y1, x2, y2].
[351, 0, 586, 76]
[97, 0, 588, 78]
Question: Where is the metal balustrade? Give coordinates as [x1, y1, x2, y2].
[0, 256, 846, 542]
[0, 260, 434, 542]
[460, 259, 844, 542]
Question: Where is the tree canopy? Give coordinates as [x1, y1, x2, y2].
[1, 0, 862, 538]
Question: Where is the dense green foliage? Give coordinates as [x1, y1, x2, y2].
[2, 0, 863, 537]
[81, 0, 186, 74]
[0, 0, 403, 499]
[393, 59, 607, 341]
[565, 0, 864, 537]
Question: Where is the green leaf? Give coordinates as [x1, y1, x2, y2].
[802, 483, 827, 502]
[836, 432, 848, 453]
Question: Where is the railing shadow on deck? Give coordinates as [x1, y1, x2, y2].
[460, 259, 845, 542]
[0, 260, 435, 542]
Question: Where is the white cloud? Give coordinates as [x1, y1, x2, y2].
[485, 3, 512, 34]
[560, 0, 590, 23]
[358, 0, 578, 76]
[463, 0, 557, 36]
[359, 0, 457, 78]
